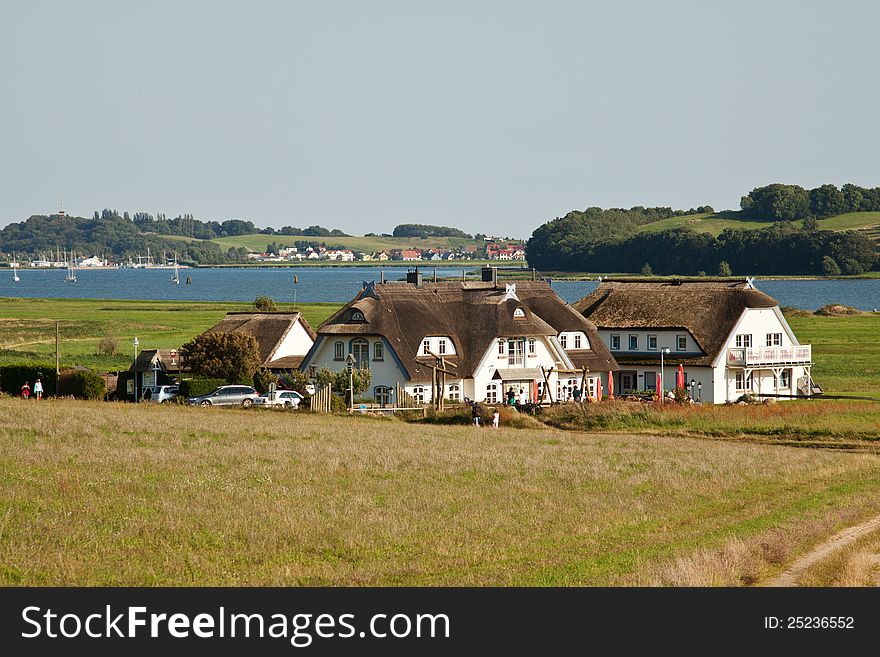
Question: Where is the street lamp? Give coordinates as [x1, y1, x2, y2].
[132, 337, 139, 403]
[660, 347, 670, 403]
[690, 378, 696, 401]
[697, 381, 702, 403]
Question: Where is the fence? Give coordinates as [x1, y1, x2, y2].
[309, 384, 332, 413]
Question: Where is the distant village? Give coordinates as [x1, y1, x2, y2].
[244, 241, 527, 264]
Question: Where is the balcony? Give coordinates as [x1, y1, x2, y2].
[726, 345, 812, 367]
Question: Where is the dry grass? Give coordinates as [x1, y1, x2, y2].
[540, 399, 880, 445]
[3, 398, 880, 586]
[797, 528, 880, 586]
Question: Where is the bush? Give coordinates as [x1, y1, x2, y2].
[254, 295, 277, 311]
[180, 332, 262, 384]
[96, 336, 119, 356]
[253, 368, 278, 394]
[0, 364, 57, 396]
[822, 256, 841, 277]
[718, 260, 732, 277]
[58, 369, 106, 399]
[179, 377, 227, 398]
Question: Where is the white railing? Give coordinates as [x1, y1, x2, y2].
[726, 345, 811, 366]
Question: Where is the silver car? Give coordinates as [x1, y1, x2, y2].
[185, 385, 259, 407]
[142, 385, 179, 404]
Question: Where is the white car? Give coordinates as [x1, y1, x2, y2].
[253, 390, 303, 409]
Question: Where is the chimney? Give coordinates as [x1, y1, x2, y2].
[406, 267, 422, 287]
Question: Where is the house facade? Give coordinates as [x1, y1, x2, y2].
[301, 276, 618, 406]
[574, 279, 817, 404]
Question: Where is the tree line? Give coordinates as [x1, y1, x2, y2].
[392, 224, 472, 239]
[740, 183, 880, 221]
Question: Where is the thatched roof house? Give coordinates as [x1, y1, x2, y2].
[304, 277, 617, 405]
[205, 312, 316, 370]
[573, 278, 815, 404]
[574, 279, 778, 366]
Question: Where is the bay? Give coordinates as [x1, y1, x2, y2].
[1, 266, 879, 311]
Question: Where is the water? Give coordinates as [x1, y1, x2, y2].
[2, 266, 879, 311]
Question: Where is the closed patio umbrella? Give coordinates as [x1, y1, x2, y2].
[607, 372, 614, 400]
[677, 364, 685, 390]
[596, 378, 602, 402]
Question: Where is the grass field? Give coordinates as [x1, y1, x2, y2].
[0, 298, 338, 371]
[635, 210, 880, 246]
[2, 398, 880, 586]
[167, 233, 497, 255]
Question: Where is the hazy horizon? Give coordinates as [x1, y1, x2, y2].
[2, 1, 879, 238]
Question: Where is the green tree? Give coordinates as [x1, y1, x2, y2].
[809, 184, 846, 218]
[180, 332, 262, 384]
[821, 255, 841, 276]
[718, 260, 733, 276]
[254, 295, 277, 311]
[802, 216, 819, 232]
[641, 263, 653, 276]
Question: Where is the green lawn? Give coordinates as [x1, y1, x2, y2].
[0, 298, 338, 372]
[786, 312, 880, 397]
[635, 210, 880, 241]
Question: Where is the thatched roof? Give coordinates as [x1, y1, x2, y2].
[205, 312, 316, 366]
[574, 279, 778, 366]
[316, 280, 617, 380]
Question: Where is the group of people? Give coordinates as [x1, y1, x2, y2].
[19, 378, 44, 400]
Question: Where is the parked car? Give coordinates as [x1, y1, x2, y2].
[142, 385, 179, 404]
[185, 385, 260, 407]
[253, 389, 303, 409]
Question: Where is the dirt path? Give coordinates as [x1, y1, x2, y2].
[765, 513, 880, 586]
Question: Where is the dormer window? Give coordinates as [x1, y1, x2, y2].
[513, 307, 525, 318]
[350, 310, 365, 322]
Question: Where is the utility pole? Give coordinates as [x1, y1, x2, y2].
[55, 322, 60, 397]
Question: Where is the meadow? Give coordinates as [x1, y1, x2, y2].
[2, 397, 880, 586]
[0, 298, 338, 371]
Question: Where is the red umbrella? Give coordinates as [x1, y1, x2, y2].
[656, 372, 662, 395]
[677, 364, 685, 390]
[607, 373, 613, 400]
[596, 378, 603, 402]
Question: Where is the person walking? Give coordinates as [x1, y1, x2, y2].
[492, 408, 500, 429]
[33, 378, 43, 401]
[20, 381, 30, 399]
[471, 400, 481, 427]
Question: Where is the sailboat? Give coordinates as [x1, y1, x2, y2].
[171, 252, 180, 284]
[12, 253, 20, 282]
[65, 250, 77, 283]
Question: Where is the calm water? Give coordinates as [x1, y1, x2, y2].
[2, 266, 879, 310]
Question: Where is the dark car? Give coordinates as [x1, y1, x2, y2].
[185, 385, 259, 407]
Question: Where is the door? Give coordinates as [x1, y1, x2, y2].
[621, 371, 637, 393]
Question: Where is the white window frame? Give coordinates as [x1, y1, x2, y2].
[438, 338, 447, 355]
[352, 338, 370, 368]
[448, 384, 460, 401]
[497, 339, 505, 356]
[559, 334, 568, 349]
[676, 335, 687, 351]
[573, 333, 582, 349]
[610, 335, 621, 351]
[628, 334, 638, 350]
[735, 371, 753, 391]
[735, 334, 752, 348]
[766, 333, 782, 347]
[527, 338, 536, 355]
[647, 335, 658, 351]
[422, 339, 431, 355]
[486, 384, 498, 404]
[373, 340, 384, 361]
[334, 341, 344, 361]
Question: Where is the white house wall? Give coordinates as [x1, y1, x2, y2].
[271, 321, 315, 360]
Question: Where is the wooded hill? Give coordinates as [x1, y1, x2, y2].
[527, 184, 880, 276]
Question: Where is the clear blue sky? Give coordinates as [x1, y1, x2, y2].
[2, 1, 878, 237]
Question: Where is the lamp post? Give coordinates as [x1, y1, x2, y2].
[697, 381, 702, 403]
[132, 336, 139, 403]
[660, 347, 670, 403]
[690, 378, 696, 402]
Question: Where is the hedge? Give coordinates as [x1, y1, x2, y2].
[179, 378, 227, 399]
[0, 364, 57, 396]
[58, 370, 106, 400]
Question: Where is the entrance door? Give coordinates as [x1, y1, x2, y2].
[621, 371, 637, 393]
